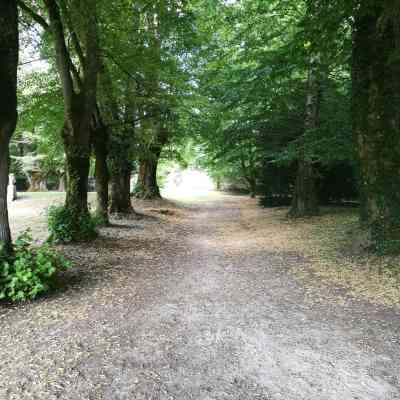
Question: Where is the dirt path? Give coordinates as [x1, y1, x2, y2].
[1, 193, 399, 399]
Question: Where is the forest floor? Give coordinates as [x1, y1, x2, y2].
[1, 191, 400, 399]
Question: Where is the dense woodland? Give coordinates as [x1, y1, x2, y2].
[0, 0, 400, 300]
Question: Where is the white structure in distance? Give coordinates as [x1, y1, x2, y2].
[7, 174, 17, 202]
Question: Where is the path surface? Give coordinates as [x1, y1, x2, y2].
[1, 193, 399, 399]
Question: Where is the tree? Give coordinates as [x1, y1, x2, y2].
[19, 0, 100, 237]
[91, 108, 109, 223]
[289, 54, 321, 217]
[135, 118, 169, 200]
[99, 75, 136, 215]
[352, 1, 400, 250]
[191, 0, 356, 206]
[132, 0, 195, 200]
[0, 0, 18, 254]
[44, 0, 98, 221]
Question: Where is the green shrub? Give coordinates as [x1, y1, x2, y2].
[0, 231, 72, 301]
[47, 205, 99, 243]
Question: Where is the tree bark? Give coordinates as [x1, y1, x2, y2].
[92, 123, 109, 223]
[64, 144, 90, 213]
[108, 126, 134, 215]
[135, 122, 168, 200]
[0, 0, 18, 254]
[110, 168, 133, 214]
[289, 158, 319, 217]
[353, 3, 400, 247]
[289, 54, 321, 217]
[0, 147, 12, 254]
[107, 126, 134, 215]
[135, 150, 162, 200]
[352, 6, 374, 224]
[58, 173, 66, 192]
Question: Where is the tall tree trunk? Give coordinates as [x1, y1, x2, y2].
[135, 149, 162, 200]
[108, 127, 134, 215]
[45, 0, 98, 231]
[92, 123, 109, 224]
[110, 167, 133, 214]
[0, 0, 18, 254]
[352, 6, 374, 224]
[135, 122, 168, 200]
[0, 147, 12, 254]
[249, 178, 257, 198]
[289, 158, 319, 217]
[353, 3, 400, 248]
[63, 136, 90, 214]
[289, 55, 321, 217]
[107, 124, 135, 215]
[61, 101, 92, 218]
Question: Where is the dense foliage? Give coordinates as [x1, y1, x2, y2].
[191, 0, 354, 202]
[47, 205, 99, 243]
[0, 231, 71, 301]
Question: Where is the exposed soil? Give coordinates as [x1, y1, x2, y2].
[1, 192, 399, 399]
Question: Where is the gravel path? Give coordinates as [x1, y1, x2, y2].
[1, 193, 399, 399]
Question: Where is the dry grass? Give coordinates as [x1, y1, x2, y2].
[239, 201, 400, 308]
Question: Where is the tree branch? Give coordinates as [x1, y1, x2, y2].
[105, 112, 162, 129]
[82, 6, 99, 114]
[18, 0, 49, 30]
[58, 0, 86, 67]
[101, 50, 146, 90]
[43, 0, 75, 111]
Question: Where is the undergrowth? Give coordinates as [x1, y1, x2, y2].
[0, 231, 72, 302]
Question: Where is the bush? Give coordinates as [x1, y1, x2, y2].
[0, 231, 72, 301]
[47, 205, 99, 243]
